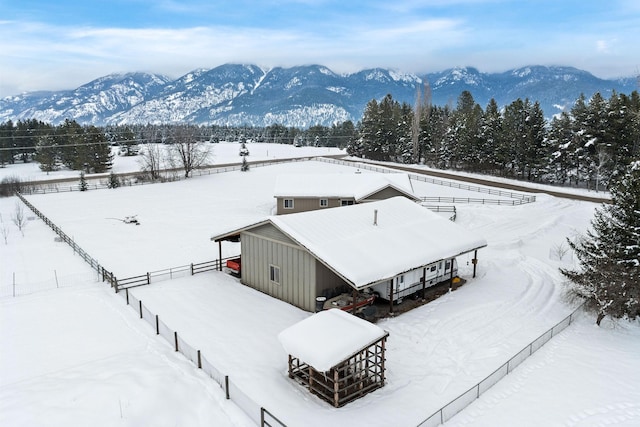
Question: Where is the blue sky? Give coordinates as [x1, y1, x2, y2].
[1, 0, 638, 97]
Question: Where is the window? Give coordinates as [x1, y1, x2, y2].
[284, 199, 294, 209]
[319, 198, 328, 207]
[445, 261, 451, 271]
[341, 200, 354, 206]
[430, 266, 437, 272]
[269, 265, 280, 284]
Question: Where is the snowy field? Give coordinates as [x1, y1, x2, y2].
[2, 145, 640, 426]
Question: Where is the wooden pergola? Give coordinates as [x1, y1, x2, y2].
[278, 309, 389, 407]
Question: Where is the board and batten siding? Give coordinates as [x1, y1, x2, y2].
[276, 197, 343, 215]
[241, 225, 317, 311]
[363, 186, 411, 201]
[315, 260, 350, 298]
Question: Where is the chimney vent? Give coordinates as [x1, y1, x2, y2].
[373, 209, 378, 226]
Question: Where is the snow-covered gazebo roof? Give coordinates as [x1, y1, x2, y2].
[273, 172, 419, 201]
[212, 196, 487, 290]
[278, 308, 388, 372]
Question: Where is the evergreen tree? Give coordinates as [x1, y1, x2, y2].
[481, 98, 503, 173]
[84, 125, 113, 173]
[0, 120, 15, 166]
[79, 171, 88, 191]
[547, 111, 574, 184]
[561, 162, 640, 325]
[35, 132, 60, 173]
[58, 119, 86, 170]
[446, 91, 482, 170]
[107, 171, 120, 188]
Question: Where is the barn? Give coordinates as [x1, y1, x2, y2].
[211, 196, 487, 313]
[273, 172, 419, 214]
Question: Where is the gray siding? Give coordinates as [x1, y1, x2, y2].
[241, 231, 317, 311]
[362, 186, 410, 201]
[315, 261, 350, 298]
[277, 197, 342, 214]
[249, 223, 295, 245]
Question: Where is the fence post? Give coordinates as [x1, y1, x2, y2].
[190, 263, 194, 275]
[139, 300, 143, 318]
[174, 331, 179, 352]
[146, 272, 150, 285]
[126, 288, 129, 305]
[156, 315, 159, 335]
[197, 350, 202, 369]
[225, 376, 230, 399]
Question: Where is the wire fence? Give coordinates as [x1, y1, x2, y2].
[12, 157, 576, 427]
[0, 270, 100, 297]
[416, 304, 583, 426]
[14, 191, 286, 426]
[124, 289, 287, 427]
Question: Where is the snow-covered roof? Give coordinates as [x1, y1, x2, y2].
[278, 309, 388, 372]
[273, 172, 418, 201]
[212, 196, 487, 290]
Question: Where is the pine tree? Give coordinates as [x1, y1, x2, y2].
[35, 132, 60, 173]
[107, 171, 120, 188]
[84, 125, 113, 173]
[561, 162, 640, 325]
[79, 171, 88, 191]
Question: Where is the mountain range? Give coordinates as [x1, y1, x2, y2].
[0, 64, 636, 128]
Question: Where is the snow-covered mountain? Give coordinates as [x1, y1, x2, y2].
[0, 64, 634, 127]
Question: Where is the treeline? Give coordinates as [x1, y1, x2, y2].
[0, 120, 358, 176]
[0, 119, 113, 173]
[2, 90, 638, 190]
[349, 90, 640, 189]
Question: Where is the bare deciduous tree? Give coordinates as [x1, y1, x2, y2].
[138, 142, 165, 180]
[0, 214, 9, 244]
[168, 125, 211, 178]
[11, 202, 27, 236]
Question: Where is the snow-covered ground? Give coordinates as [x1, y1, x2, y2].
[2, 145, 639, 426]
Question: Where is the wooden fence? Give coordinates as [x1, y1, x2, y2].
[115, 258, 235, 292]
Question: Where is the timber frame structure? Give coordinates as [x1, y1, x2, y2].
[286, 333, 389, 407]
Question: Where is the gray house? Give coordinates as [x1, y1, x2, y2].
[211, 197, 487, 312]
[273, 172, 419, 215]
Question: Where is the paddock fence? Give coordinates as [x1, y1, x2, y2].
[15, 192, 105, 275]
[317, 157, 537, 204]
[115, 258, 236, 292]
[16, 155, 343, 196]
[14, 191, 287, 426]
[124, 290, 287, 427]
[416, 304, 583, 427]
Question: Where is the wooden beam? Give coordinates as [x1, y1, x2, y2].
[352, 289, 358, 315]
[333, 368, 340, 407]
[388, 279, 394, 314]
[449, 258, 455, 291]
[218, 240, 223, 271]
[472, 249, 478, 278]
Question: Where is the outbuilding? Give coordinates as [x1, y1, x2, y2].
[211, 196, 487, 312]
[273, 172, 419, 214]
[278, 308, 389, 407]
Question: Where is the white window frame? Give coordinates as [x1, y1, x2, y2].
[269, 264, 281, 284]
[283, 199, 294, 209]
[340, 199, 354, 206]
[319, 198, 328, 207]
